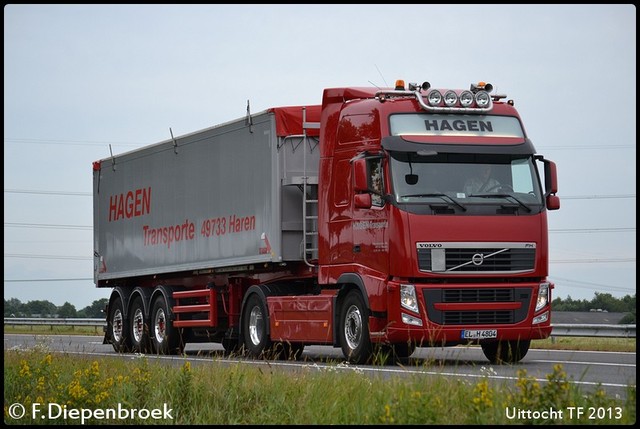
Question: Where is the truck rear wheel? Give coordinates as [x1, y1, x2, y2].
[242, 293, 273, 358]
[339, 291, 373, 364]
[129, 296, 150, 353]
[107, 296, 130, 353]
[150, 294, 183, 355]
[481, 339, 530, 364]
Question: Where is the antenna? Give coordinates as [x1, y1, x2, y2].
[374, 64, 389, 87]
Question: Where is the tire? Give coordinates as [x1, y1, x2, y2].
[107, 296, 130, 353]
[150, 294, 183, 355]
[129, 296, 150, 353]
[389, 341, 416, 360]
[339, 291, 373, 364]
[481, 339, 531, 364]
[221, 337, 241, 355]
[242, 293, 272, 358]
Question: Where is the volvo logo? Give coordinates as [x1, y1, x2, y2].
[471, 253, 484, 265]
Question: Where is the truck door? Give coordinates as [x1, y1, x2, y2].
[352, 157, 389, 274]
[325, 158, 354, 265]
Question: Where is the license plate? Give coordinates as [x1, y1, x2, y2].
[461, 329, 497, 339]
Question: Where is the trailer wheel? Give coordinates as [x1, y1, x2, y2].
[242, 293, 272, 358]
[339, 291, 373, 364]
[129, 296, 150, 353]
[107, 296, 130, 353]
[150, 294, 182, 355]
[481, 339, 530, 364]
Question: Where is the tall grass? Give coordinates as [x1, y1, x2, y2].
[4, 344, 636, 425]
[4, 325, 636, 353]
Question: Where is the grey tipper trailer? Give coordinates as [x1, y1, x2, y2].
[93, 106, 321, 284]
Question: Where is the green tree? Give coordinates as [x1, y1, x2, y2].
[23, 300, 57, 317]
[78, 298, 108, 318]
[4, 298, 24, 317]
[57, 302, 78, 318]
[590, 292, 622, 312]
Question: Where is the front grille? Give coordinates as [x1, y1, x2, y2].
[417, 246, 535, 273]
[443, 288, 514, 302]
[444, 310, 513, 324]
[424, 287, 531, 325]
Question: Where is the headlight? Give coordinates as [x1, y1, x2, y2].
[475, 90, 491, 108]
[459, 90, 474, 107]
[427, 90, 442, 106]
[400, 284, 419, 313]
[535, 282, 550, 311]
[443, 90, 458, 107]
[402, 313, 423, 326]
[533, 311, 549, 325]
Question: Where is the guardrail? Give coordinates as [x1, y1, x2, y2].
[4, 317, 105, 333]
[550, 323, 636, 338]
[3, 318, 636, 338]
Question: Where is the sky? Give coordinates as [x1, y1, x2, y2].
[4, 4, 636, 309]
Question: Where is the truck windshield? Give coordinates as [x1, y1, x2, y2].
[388, 152, 544, 208]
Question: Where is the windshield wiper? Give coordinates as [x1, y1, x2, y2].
[400, 193, 467, 212]
[468, 193, 532, 212]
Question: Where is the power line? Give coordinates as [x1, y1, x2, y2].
[549, 227, 635, 233]
[4, 254, 91, 260]
[551, 258, 635, 263]
[6, 276, 633, 299]
[5, 254, 634, 264]
[7, 138, 633, 150]
[560, 194, 635, 200]
[4, 222, 636, 235]
[4, 278, 93, 282]
[537, 144, 635, 150]
[4, 137, 141, 147]
[4, 188, 637, 200]
[4, 189, 91, 196]
[4, 222, 91, 230]
[549, 275, 636, 294]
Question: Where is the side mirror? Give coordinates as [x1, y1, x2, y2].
[546, 195, 560, 211]
[544, 160, 558, 195]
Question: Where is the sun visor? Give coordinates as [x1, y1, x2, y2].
[381, 135, 537, 155]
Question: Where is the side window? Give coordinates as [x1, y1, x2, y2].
[333, 159, 350, 207]
[369, 158, 384, 207]
[511, 160, 534, 194]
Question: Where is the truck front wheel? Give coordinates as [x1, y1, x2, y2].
[339, 291, 373, 364]
[242, 293, 272, 358]
[481, 339, 531, 364]
[107, 296, 130, 353]
[150, 295, 182, 355]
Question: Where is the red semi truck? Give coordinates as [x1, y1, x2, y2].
[93, 79, 560, 364]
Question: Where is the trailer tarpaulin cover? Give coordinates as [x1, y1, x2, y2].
[269, 105, 321, 137]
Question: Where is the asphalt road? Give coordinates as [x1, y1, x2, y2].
[4, 333, 636, 404]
